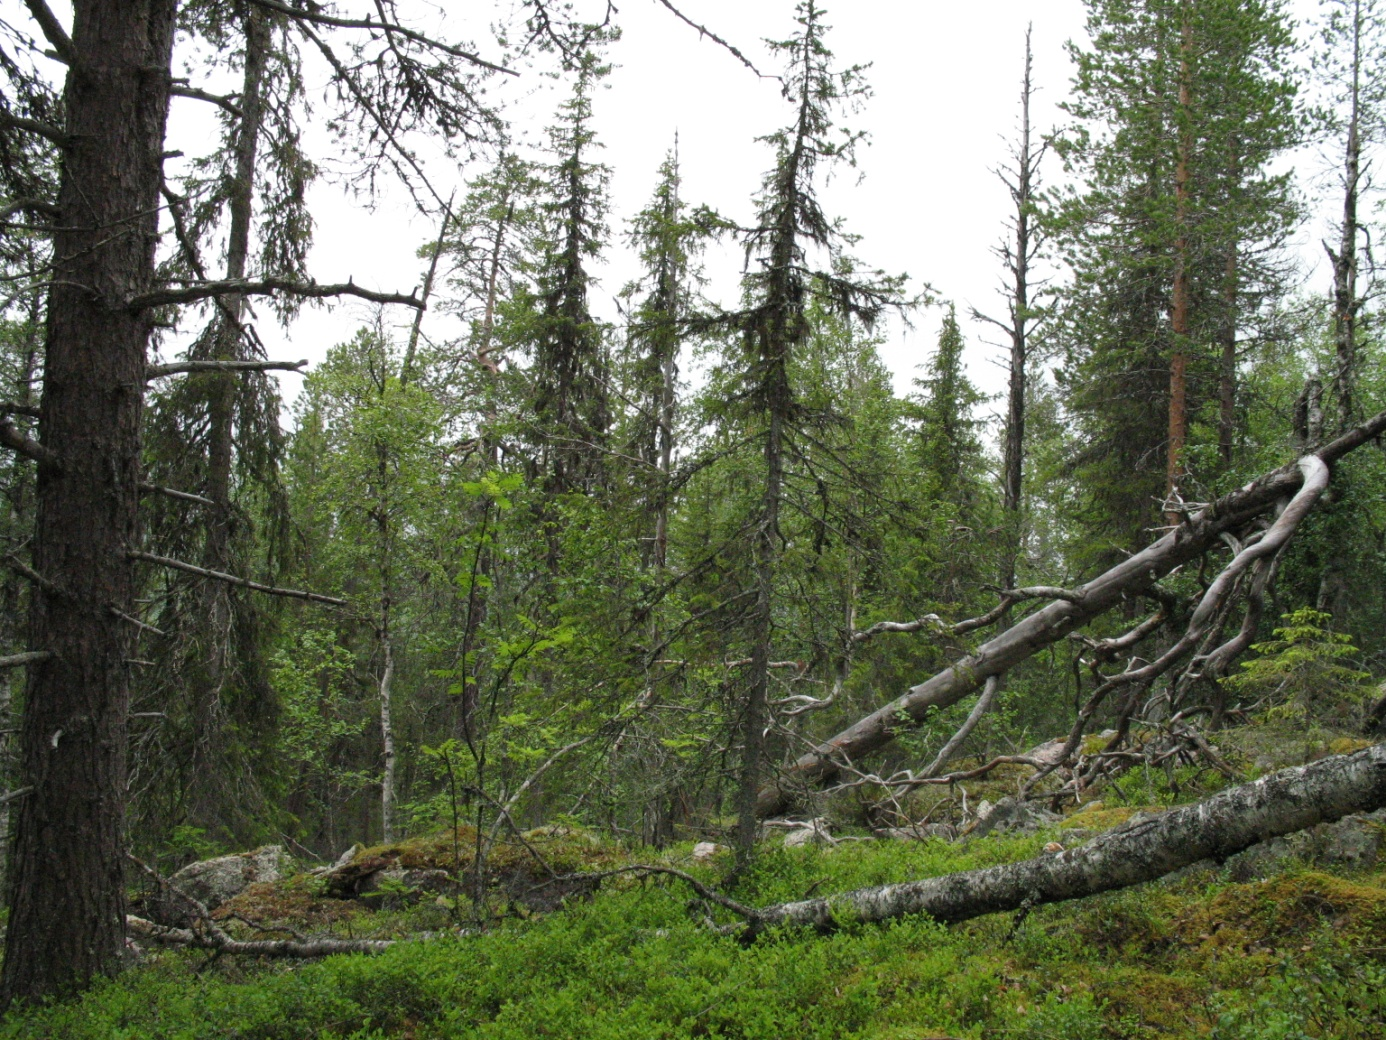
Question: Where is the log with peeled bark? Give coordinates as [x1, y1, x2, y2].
[757, 408, 1386, 818]
[745, 742, 1386, 936]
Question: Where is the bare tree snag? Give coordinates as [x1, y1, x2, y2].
[757, 408, 1386, 817]
[748, 742, 1386, 935]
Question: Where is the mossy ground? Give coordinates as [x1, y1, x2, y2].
[5, 829, 1385, 1037]
[5, 727, 1382, 1038]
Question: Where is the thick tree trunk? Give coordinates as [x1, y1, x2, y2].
[750, 742, 1386, 934]
[756, 407, 1386, 817]
[1, 0, 177, 1005]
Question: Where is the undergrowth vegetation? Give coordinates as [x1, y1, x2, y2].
[5, 809, 1386, 1039]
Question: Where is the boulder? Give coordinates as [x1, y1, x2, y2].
[782, 818, 832, 847]
[690, 841, 725, 861]
[1225, 809, 1386, 882]
[356, 867, 454, 909]
[147, 845, 287, 924]
[968, 797, 1059, 839]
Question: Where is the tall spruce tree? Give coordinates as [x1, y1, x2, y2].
[724, 0, 903, 867]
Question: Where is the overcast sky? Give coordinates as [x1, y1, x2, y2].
[150, 0, 1335, 413]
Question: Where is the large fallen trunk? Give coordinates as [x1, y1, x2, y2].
[747, 741, 1386, 935]
[758, 410, 1386, 816]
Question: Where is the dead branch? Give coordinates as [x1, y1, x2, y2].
[22, 0, 78, 66]
[922, 674, 1001, 779]
[748, 742, 1386, 936]
[247, 0, 515, 74]
[651, 0, 769, 78]
[0, 417, 58, 471]
[0, 651, 51, 669]
[138, 482, 216, 508]
[169, 84, 243, 118]
[127, 278, 422, 312]
[130, 551, 347, 606]
[146, 358, 308, 379]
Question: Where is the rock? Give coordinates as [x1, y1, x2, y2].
[356, 867, 453, 909]
[147, 845, 288, 924]
[1225, 809, 1386, 882]
[969, 797, 1059, 839]
[874, 823, 958, 842]
[782, 817, 832, 847]
[690, 841, 725, 860]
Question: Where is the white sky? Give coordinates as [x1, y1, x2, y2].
[26, 0, 1340, 412]
[244, 0, 1097, 411]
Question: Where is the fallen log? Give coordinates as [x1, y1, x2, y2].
[746, 741, 1386, 935]
[126, 916, 393, 957]
[757, 409, 1386, 817]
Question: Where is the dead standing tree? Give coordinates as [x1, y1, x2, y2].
[757, 407, 1386, 818]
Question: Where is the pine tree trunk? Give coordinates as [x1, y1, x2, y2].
[0, 0, 176, 1005]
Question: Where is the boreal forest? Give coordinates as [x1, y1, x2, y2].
[2, 0, 1386, 1035]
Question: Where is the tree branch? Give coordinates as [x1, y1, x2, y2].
[0, 651, 51, 670]
[130, 551, 347, 606]
[0, 418, 59, 471]
[146, 358, 308, 379]
[246, 0, 516, 74]
[21, 0, 77, 67]
[170, 84, 243, 119]
[0, 111, 67, 147]
[138, 482, 217, 508]
[651, 0, 769, 79]
[0, 198, 59, 224]
[126, 277, 423, 312]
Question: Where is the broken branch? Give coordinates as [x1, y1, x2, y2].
[130, 551, 348, 607]
[146, 358, 308, 379]
[127, 277, 423, 312]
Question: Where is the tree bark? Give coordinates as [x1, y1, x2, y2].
[1, 0, 177, 1005]
[749, 742, 1386, 934]
[756, 406, 1386, 817]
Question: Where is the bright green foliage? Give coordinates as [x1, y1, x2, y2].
[1222, 608, 1375, 723]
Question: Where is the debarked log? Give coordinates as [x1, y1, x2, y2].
[746, 742, 1386, 935]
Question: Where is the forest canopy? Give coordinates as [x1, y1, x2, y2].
[0, 0, 1385, 1017]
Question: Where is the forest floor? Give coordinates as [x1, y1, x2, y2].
[3, 723, 1384, 1039]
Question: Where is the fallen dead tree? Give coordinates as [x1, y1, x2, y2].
[743, 741, 1386, 935]
[758, 409, 1386, 817]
